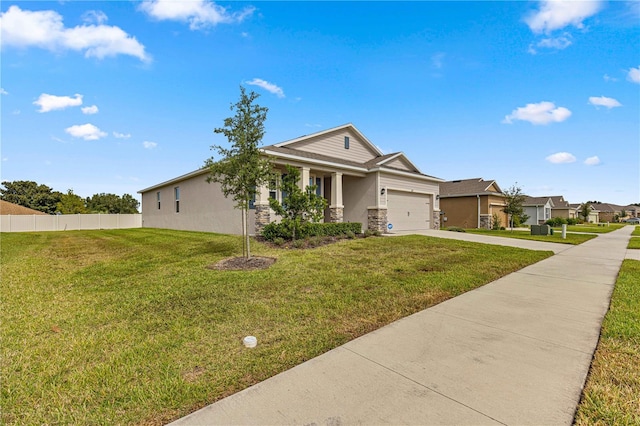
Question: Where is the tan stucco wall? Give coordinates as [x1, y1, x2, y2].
[439, 197, 479, 228]
[439, 195, 506, 229]
[141, 172, 254, 235]
[343, 174, 376, 225]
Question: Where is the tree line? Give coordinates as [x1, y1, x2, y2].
[1, 180, 140, 215]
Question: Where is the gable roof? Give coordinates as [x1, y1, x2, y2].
[275, 123, 384, 156]
[0, 200, 49, 215]
[439, 178, 503, 197]
[523, 196, 554, 207]
[263, 123, 442, 181]
[545, 196, 572, 209]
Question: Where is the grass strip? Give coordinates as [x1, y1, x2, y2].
[574, 259, 640, 425]
[1, 228, 551, 425]
[463, 228, 596, 244]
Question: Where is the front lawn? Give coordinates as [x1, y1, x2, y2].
[463, 228, 597, 245]
[574, 259, 640, 424]
[1, 229, 552, 425]
[559, 224, 626, 234]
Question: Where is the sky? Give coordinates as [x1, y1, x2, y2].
[1, 0, 639, 206]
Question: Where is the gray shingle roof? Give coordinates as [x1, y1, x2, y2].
[439, 178, 502, 197]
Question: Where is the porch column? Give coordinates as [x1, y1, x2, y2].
[254, 182, 270, 235]
[330, 172, 344, 223]
[300, 167, 310, 191]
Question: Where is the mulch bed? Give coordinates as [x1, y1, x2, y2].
[207, 256, 276, 271]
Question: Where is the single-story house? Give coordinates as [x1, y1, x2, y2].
[438, 178, 507, 229]
[139, 124, 443, 235]
[589, 202, 637, 223]
[522, 196, 554, 225]
[571, 203, 599, 223]
[548, 195, 577, 219]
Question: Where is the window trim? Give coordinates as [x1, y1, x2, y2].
[174, 186, 180, 213]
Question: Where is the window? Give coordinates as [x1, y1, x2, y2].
[157, 191, 161, 209]
[269, 177, 278, 201]
[309, 175, 323, 196]
[344, 136, 350, 149]
[174, 187, 180, 213]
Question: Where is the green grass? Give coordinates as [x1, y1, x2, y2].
[628, 237, 640, 250]
[1, 229, 552, 425]
[574, 259, 640, 425]
[558, 224, 626, 234]
[464, 228, 597, 245]
[631, 226, 640, 237]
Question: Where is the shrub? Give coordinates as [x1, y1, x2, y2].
[492, 213, 502, 230]
[567, 218, 578, 225]
[261, 221, 362, 242]
[446, 226, 466, 232]
[545, 217, 568, 227]
[272, 237, 285, 246]
[363, 229, 381, 238]
[345, 230, 356, 239]
[293, 239, 305, 248]
[500, 226, 506, 230]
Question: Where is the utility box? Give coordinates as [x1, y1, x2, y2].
[540, 225, 550, 235]
[531, 225, 541, 235]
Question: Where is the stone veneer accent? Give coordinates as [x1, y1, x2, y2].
[368, 208, 388, 232]
[329, 207, 344, 223]
[432, 211, 440, 230]
[254, 204, 270, 235]
[480, 214, 492, 230]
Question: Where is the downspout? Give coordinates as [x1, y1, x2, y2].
[477, 195, 481, 228]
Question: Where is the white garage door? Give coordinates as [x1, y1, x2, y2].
[387, 191, 431, 231]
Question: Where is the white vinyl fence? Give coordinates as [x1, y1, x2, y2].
[0, 214, 142, 233]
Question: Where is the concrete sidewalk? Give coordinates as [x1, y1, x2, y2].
[169, 226, 634, 426]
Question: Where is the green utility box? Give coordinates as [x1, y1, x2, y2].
[531, 225, 541, 235]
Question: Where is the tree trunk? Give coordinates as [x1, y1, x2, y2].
[245, 206, 251, 259]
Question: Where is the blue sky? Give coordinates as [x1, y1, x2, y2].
[1, 1, 639, 206]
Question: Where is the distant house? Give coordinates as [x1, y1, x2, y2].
[0, 200, 48, 215]
[522, 196, 554, 225]
[588, 202, 638, 223]
[438, 178, 508, 229]
[139, 124, 443, 235]
[547, 195, 577, 219]
[571, 203, 599, 223]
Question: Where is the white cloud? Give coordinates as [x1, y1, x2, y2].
[143, 141, 157, 149]
[81, 105, 99, 114]
[0, 5, 150, 62]
[113, 131, 131, 139]
[34, 93, 83, 112]
[536, 35, 572, 50]
[603, 74, 617, 82]
[431, 52, 445, 69]
[246, 78, 285, 98]
[502, 101, 572, 125]
[82, 10, 108, 25]
[628, 66, 640, 84]
[584, 156, 601, 166]
[525, 0, 603, 34]
[65, 123, 107, 140]
[588, 96, 622, 109]
[546, 152, 576, 164]
[139, 0, 255, 30]
[0, 88, 8, 95]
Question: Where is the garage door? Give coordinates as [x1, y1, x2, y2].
[387, 191, 431, 231]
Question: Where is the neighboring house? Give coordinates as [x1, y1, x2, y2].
[548, 195, 577, 219]
[0, 200, 48, 215]
[438, 178, 507, 229]
[571, 203, 599, 223]
[139, 124, 443, 235]
[522, 196, 554, 225]
[589, 202, 639, 222]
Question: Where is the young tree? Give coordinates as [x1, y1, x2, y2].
[502, 183, 528, 230]
[205, 86, 274, 259]
[268, 164, 327, 240]
[56, 189, 88, 214]
[579, 203, 592, 223]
